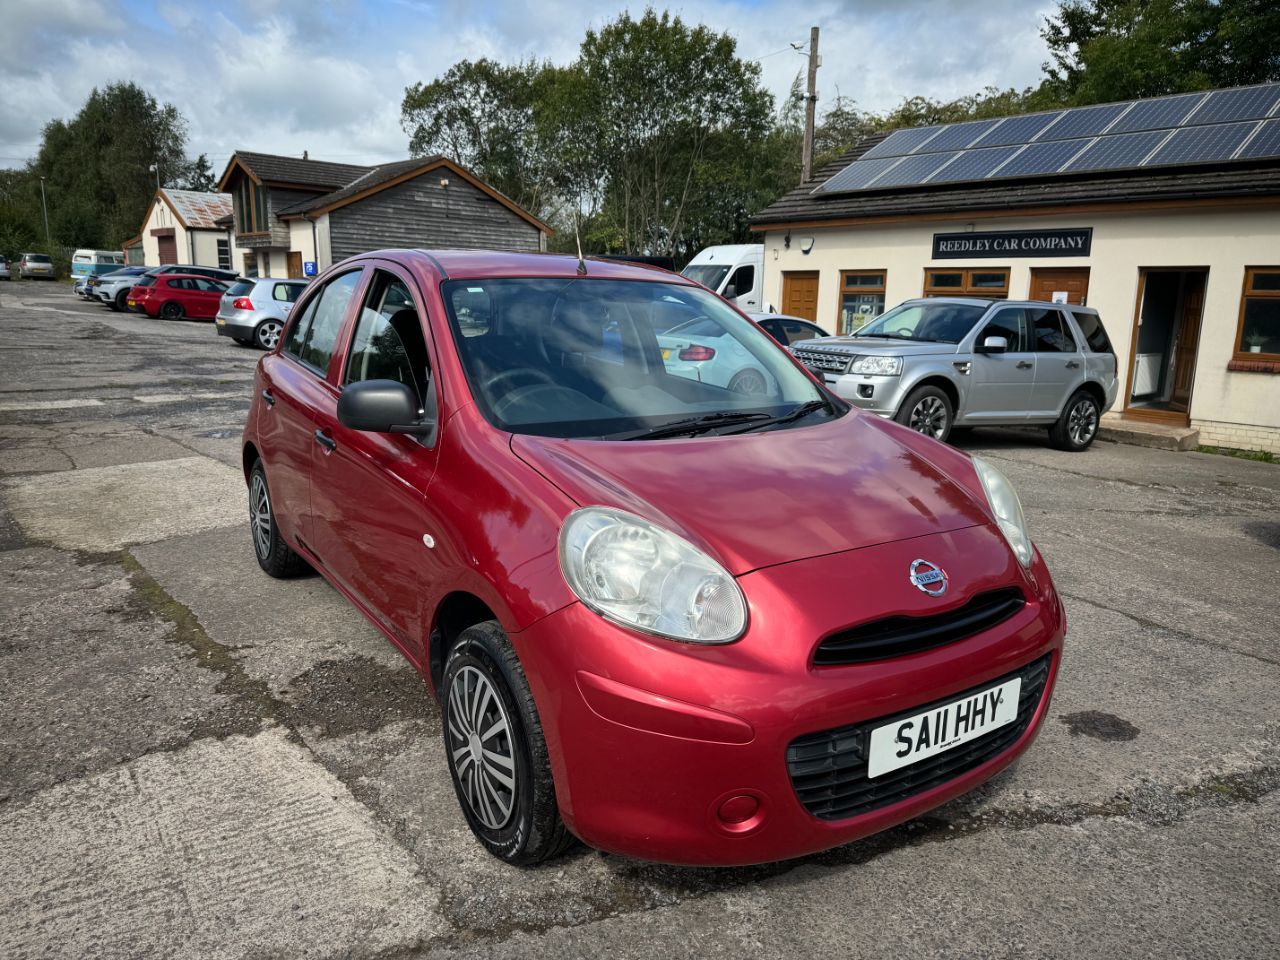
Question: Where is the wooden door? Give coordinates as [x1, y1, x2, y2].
[1168, 271, 1206, 412]
[157, 235, 177, 265]
[1029, 267, 1090, 305]
[287, 251, 303, 279]
[782, 271, 820, 323]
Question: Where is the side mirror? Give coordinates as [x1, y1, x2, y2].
[976, 335, 1008, 354]
[337, 379, 436, 438]
[722, 284, 738, 300]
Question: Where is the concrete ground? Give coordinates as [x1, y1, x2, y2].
[0, 278, 1277, 959]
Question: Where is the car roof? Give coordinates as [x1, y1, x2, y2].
[156, 273, 227, 281]
[897, 296, 1099, 314]
[343, 249, 692, 284]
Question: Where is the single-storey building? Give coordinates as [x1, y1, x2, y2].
[215, 152, 551, 279]
[136, 188, 234, 270]
[752, 81, 1280, 453]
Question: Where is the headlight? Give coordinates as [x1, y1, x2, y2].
[558, 506, 747, 644]
[971, 456, 1033, 567]
[849, 355, 903, 376]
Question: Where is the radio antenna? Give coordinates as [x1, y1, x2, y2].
[574, 212, 588, 275]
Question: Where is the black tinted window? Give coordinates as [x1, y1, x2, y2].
[297, 271, 361, 373]
[1073, 311, 1113, 353]
[1030, 308, 1076, 352]
[981, 309, 1026, 351]
[273, 283, 302, 303]
[227, 280, 255, 297]
[727, 265, 754, 297]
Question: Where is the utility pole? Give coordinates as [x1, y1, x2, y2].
[801, 26, 820, 185]
[38, 176, 51, 247]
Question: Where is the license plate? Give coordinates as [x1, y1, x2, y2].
[866, 676, 1021, 779]
[661, 348, 671, 360]
[215, 318, 225, 326]
[127, 300, 136, 307]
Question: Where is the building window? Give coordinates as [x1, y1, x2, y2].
[217, 239, 230, 271]
[837, 270, 886, 334]
[924, 267, 1010, 299]
[236, 177, 270, 235]
[1236, 267, 1280, 359]
[244, 253, 258, 278]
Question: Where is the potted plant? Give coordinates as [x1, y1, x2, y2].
[1244, 331, 1267, 354]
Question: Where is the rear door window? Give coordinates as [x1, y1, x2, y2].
[1030, 308, 1077, 352]
[273, 283, 302, 303]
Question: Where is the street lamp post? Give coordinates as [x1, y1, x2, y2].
[38, 176, 51, 248]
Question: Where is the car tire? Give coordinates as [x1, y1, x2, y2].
[248, 460, 309, 578]
[895, 385, 953, 442]
[254, 319, 283, 351]
[232, 336, 253, 346]
[728, 368, 769, 395]
[112, 290, 128, 311]
[159, 301, 183, 321]
[442, 621, 575, 866]
[1049, 389, 1101, 452]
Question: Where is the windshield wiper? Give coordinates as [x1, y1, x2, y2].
[612, 410, 774, 441]
[719, 399, 831, 435]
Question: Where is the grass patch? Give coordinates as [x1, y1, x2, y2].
[1197, 445, 1277, 464]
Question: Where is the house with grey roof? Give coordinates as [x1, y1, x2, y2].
[216, 151, 552, 280]
[133, 188, 234, 271]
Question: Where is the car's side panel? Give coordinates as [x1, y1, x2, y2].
[966, 308, 1035, 420]
[257, 353, 328, 550]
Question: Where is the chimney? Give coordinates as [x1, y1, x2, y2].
[303, 150, 309, 160]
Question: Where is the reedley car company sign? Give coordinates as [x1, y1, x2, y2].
[932, 228, 1093, 259]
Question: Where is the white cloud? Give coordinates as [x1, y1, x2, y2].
[0, 0, 1054, 171]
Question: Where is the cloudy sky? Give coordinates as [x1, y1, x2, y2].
[2, 0, 1056, 175]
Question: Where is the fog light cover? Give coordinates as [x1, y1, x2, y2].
[559, 506, 747, 644]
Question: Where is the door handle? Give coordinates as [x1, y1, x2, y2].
[260, 388, 275, 407]
[1016, 360, 1034, 369]
[314, 429, 337, 452]
[1065, 360, 1081, 369]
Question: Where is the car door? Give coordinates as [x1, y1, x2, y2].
[307, 265, 443, 663]
[256, 268, 365, 553]
[192, 278, 225, 318]
[1027, 306, 1084, 418]
[966, 307, 1035, 420]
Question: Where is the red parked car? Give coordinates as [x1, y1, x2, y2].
[127, 273, 227, 320]
[242, 250, 1064, 867]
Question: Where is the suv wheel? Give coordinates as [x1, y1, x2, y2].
[113, 290, 128, 311]
[159, 301, 183, 321]
[254, 319, 283, 351]
[442, 621, 575, 865]
[248, 460, 309, 578]
[896, 385, 953, 442]
[1050, 389, 1100, 451]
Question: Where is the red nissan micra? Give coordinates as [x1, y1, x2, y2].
[243, 250, 1064, 867]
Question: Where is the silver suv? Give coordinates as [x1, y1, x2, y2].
[793, 298, 1118, 451]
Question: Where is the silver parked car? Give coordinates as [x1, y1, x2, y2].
[749, 312, 829, 347]
[95, 267, 156, 310]
[215, 277, 307, 349]
[792, 297, 1118, 451]
[0, 256, 10, 280]
[18, 253, 55, 279]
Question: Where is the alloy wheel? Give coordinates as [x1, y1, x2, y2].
[446, 665, 518, 830]
[1068, 398, 1098, 446]
[250, 472, 272, 559]
[729, 369, 768, 395]
[256, 320, 282, 350]
[909, 396, 948, 438]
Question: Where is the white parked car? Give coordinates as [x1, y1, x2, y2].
[656, 316, 779, 396]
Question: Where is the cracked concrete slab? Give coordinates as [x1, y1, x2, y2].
[0, 728, 445, 960]
[3, 455, 244, 550]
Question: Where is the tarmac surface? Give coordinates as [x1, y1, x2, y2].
[1, 278, 1277, 958]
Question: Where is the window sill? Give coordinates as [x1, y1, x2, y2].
[1227, 358, 1280, 373]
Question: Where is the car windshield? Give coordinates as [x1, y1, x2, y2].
[442, 277, 830, 440]
[680, 264, 731, 291]
[856, 301, 988, 343]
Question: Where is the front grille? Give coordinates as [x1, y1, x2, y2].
[786, 654, 1052, 821]
[794, 348, 850, 373]
[813, 588, 1026, 666]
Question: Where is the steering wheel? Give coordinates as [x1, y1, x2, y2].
[893, 327, 915, 337]
[484, 367, 556, 397]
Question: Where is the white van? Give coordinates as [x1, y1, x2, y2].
[681, 244, 771, 312]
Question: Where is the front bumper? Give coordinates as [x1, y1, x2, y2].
[512, 525, 1064, 866]
[820, 370, 909, 416]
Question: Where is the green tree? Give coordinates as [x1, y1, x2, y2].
[1041, 0, 1280, 105]
[180, 153, 217, 192]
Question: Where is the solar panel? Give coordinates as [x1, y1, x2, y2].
[1109, 92, 1207, 134]
[870, 152, 960, 187]
[860, 126, 945, 160]
[913, 119, 1002, 153]
[996, 138, 1092, 178]
[1065, 130, 1169, 172]
[971, 111, 1062, 147]
[1146, 121, 1257, 165]
[1185, 83, 1280, 125]
[928, 145, 1023, 183]
[1038, 103, 1129, 141]
[818, 156, 908, 193]
[1238, 119, 1280, 160]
